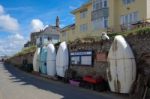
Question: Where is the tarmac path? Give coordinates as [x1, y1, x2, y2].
[0, 62, 123, 99]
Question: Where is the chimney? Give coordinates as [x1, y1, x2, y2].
[56, 16, 59, 28]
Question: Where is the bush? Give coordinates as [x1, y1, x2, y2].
[108, 27, 150, 38]
[14, 45, 36, 57]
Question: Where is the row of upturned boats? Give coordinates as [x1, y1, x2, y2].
[33, 35, 137, 94]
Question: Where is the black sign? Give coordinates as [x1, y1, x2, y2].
[70, 51, 93, 66]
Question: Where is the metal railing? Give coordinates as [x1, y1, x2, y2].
[106, 18, 150, 33]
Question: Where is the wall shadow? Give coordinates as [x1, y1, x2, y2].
[2, 63, 110, 99]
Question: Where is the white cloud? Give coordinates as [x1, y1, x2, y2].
[0, 5, 4, 14]
[0, 5, 20, 33]
[8, 33, 24, 41]
[0, 5, 25, 56]
[60, 24, 65, 28]
[0, 33, 26, 56]
[0, 14, 19, 32]
[69, 6, 77, 10]
[30, 19, 45, 32]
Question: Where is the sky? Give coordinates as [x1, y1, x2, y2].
[0, 0, 88, 56]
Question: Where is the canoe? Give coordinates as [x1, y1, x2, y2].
[33, 48, 40, 72]
[107, 35, 136, 93]
[39, 46, 47, 74]
[56, 42, 69, 77]
[47, 43, 56, 76]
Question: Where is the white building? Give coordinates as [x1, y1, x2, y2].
[30, 16, 60, 47]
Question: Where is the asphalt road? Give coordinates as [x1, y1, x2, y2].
[0, 62, 124, 99]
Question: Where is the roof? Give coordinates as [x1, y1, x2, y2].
[60, 24, 75, 32]
[30, 25, 60, 36]
[71, 1, 92, 14]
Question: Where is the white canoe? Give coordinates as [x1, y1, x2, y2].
[33, 48, 41, 72]
[56, 42, 69, 77]
[47, 43, 56, 76]
[107, 35, 136, 94]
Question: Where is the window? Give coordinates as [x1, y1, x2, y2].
[80, 10, 87, 19]
[93, 0, 108, 11]
[72, 29, 75, 35]
[133, 11, 139, 22]
[104, 16, 108, 28]
[62, 32, 66, 37]
[93, 0, 100, 10]
[120, 15, 124, 25]
[100, 0, 103, 8]
[36, 38, 40, 46]
[80, 24, 88, 32]
[122, 0, 135, 5]
[62, 32, 68, 41]
[51, 35, 59, 44]
[43, 36, 49, 45]
[103, 0, 108, 8]
[120, 11, 139, 25]
[129, 13, 133, 23]
[125, 15, 128, 24]
[92, 16, 108, 30]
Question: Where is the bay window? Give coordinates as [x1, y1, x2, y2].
[120, 11, 139, 29]
[80, 24, 88, 32]
[122, 0, 135, 5]
[93, 0, 108, 11]
[92, 16, 108, 30]
[120, 11, 139, 25]
[80, 10, 88, 19]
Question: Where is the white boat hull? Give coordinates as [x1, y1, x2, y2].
[47, 43, 56, 76]
[33, 48, 40, 72]
[107, 35, 136, 93]
[56, 42, 69, 77]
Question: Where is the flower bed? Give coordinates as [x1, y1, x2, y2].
[69, 80, 80, 87]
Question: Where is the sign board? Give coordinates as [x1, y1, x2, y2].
[70, 51, 93, 66]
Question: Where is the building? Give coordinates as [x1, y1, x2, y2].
[30, 16, 60, 47]
[60, 1, 93, 42]
[60, 0, 150, 42]
[60, 24, 75, 42]
[35, 25, 60, 47]
[107, 0, 150, 31]
[24, 41, 32, 48]
[30, 31, 41, 45]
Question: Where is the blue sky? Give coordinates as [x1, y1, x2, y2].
[0, 0, 88, 56]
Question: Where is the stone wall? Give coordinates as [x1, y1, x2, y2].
[7, 32, 150, 80]
[126, 32, 150, 75]
[8, 52, 34, 67]
[69, 40, 111, 80]
[68, 32, 150, 80]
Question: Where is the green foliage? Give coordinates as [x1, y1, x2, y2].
[14, 45, 36, 57]
[54, 42, 61, 47]
[135, 27, 150, 34]
[108, 27, 150, 38]
[66, 27, 150, 45]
